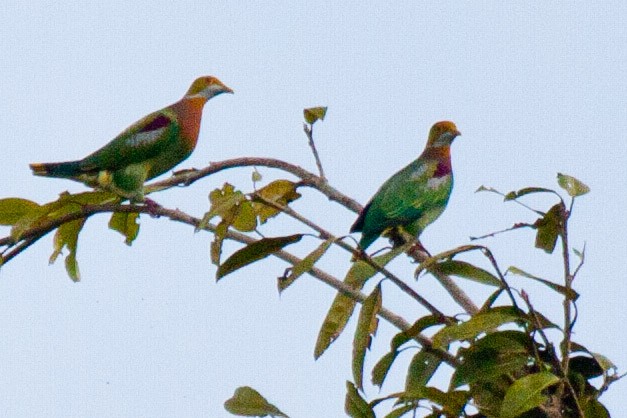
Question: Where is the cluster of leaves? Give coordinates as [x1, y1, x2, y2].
[0, 107, 621, 417]
[207, 172, 619, 417]
[0, 191, 136, 281]
[197, 179, 302, 275]
[341, 175, 618, 417]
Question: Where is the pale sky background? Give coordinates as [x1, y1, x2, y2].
[0, 2, 626, 417]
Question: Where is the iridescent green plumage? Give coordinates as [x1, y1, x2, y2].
[350, 121, 461, 250]
[30, 76, 233, 201]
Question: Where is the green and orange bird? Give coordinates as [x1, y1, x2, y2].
[30, 76, 233, 201]
[350, 121, 461, 251]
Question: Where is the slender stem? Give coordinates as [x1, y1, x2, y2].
[560, 202, 572, 372]
[303, 123, 326, 179]
[559, 202, 584, 418]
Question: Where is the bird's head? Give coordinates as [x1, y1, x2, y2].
[427, 121, 461, 147]
[186, 76, 234, 100]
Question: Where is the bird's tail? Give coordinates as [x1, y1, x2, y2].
[29, 161, 82, 178]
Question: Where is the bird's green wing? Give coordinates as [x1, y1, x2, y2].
[359, 158, 452, 237]
[78, 109, 180, 172]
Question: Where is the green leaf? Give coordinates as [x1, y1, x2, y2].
[391, 315, 443, 351]
[345, 381, 375, 418]
[253, 180, 301, 224]
[232, 201, 257, 232]
[557, 173, 590, 197]
[432, 307, 524, 349]
[475, 185, 501, 194]
[401, 387, 467, 416]
[405, 350, 441, 392]
[303, 106, 328, 124]
[314, 246, 404, 359]
[353, 284, 382, 390]
[503, 187, 557, 201]
[435, 260, 501, 287]
[372, 315, 443, 388]
[199, 183, 256, 232]
[108, 212, 140, 245]
[58, 190, 119, 205]
[500, 372, 559, 418]
[206, 183, 246, 220]
[224, 386, 288, 417]
[582, 398, 610, 418]
[251, 169, 262, 183]
[49, 218, 86, 282]
[278, 239, 333, 292]
[202, 184, 257, 265]
[534, 203, 564, 254]
[480, 288, 506, 311]
[506, 266, 579, 300]
[0, 198, 40, 225]
[452, 331, 533, 387]
[211, 220, 229, 265]
[385, 403, 417, 418]
[371, 351, 397, 388]
[216, 234, 303, 280]
[10, 191, 118, 241]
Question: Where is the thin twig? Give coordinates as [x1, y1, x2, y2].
[303, 123, 326, 179]
[470, 222, 535, 241]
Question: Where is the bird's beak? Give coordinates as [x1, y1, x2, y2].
[454, 129, 461, 137]
[224, 86, 234, 94]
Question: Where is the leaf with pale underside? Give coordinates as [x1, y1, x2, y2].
[557, 173, 590, 197]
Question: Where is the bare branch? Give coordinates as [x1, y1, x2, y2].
[145, 157, 361, 213]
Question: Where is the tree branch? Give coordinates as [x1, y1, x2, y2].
[0, 201, 456, 365]
[145, 157, 361, 213]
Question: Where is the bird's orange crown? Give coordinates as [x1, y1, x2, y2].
[426, 121, 461, 147]
[185, 76, 234, 98]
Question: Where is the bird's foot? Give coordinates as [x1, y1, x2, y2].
[142, 197, 162, 218]
[351, 247, 368, 263]
[408, 241, 430, 261]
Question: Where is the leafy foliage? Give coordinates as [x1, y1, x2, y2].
[0, 103, 619, 417]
